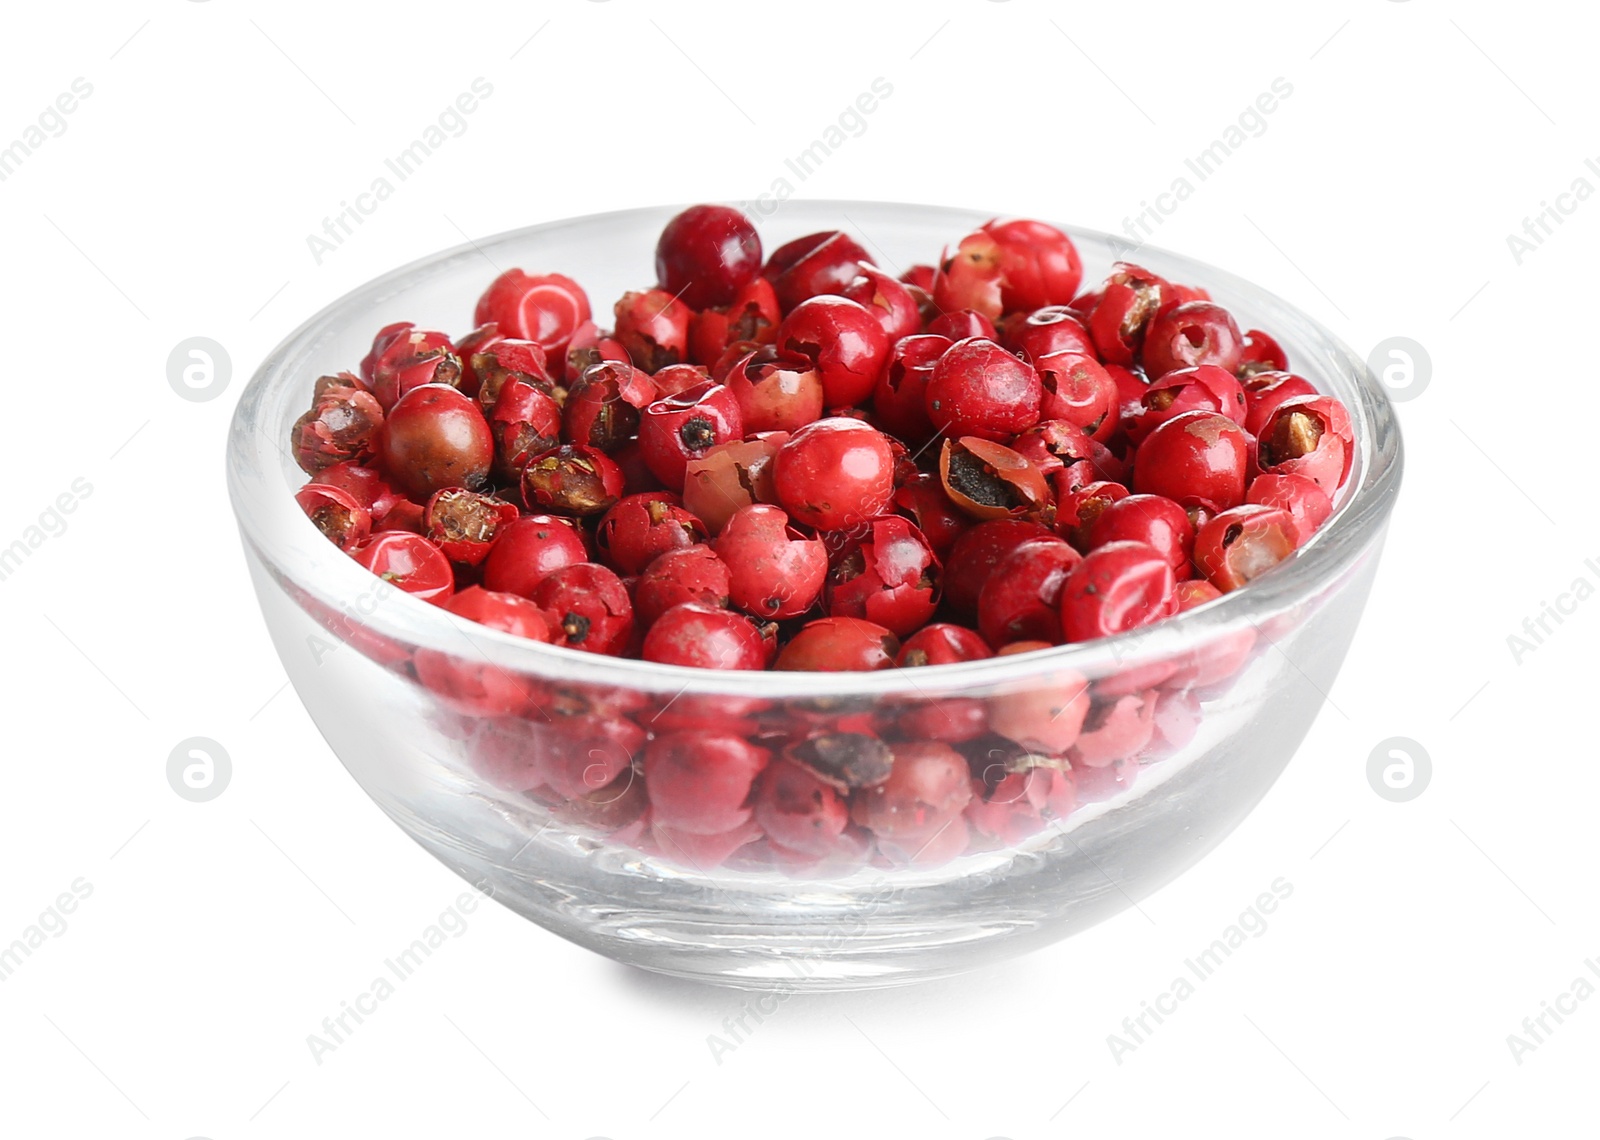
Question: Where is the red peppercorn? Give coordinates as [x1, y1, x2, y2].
[614, 288, 691, 372]
[687, 276, 781, 366]
[842, 263, 922, 342]
[1255, 395, 1353, 495]
[608, 439, 666, 497]
[1036, 351, 1119, 441]
[776, 295, 891, 409]
[637, 381, 744, 492]
[1059, 540, 1179, 642]
[1237, 328, 1289, 376]
[1246, 472, 1333, 545]
[315, 460, 401, 517]
[653, 362, 715, 397]
[531, 562, 635, 654]
[640, 601, 774, 670]
[933, 230, 1005, 321]
[1175, 577, 1223, 611]
[654, 204, 763, 310]
[1193, 504, 1299, 592]
[373, 498, 425, 535]
[773, 418, 896, 531]
[872, 333, 951, 445]
[900, 264, 937, 291]
[977, 537, 1083, 648]
[1003, 305, 1096, 363]
[1106, 361, 1149, 407]
[465, 716, 551, 793]
[594, 491, 707, 576]
[892, 472, 971, 558]
[361, 322, 462, 411]
[822, 516, 941, 636]
[1162, 280, 1212, 307]
[422, 489, 519, 566]
[941, 517, 1055, 616]
[453, 323, 503, 400]
[347, 534, 454, 605]
[780, 732, 895, 792]
[712, 504, 828, 620]
[709, 339, 764, 383]
[774, 616, 899, 671]
[295, 482, 372, 551]
[925, 309, 998, 342]
[939, 437, 1052, 522]
[722, 346, 824, 433]
[851, 742, 972, 838]
[1241, 370, 1319, 438]
[633, 545, 733, 626]
[473, 269, 592, 363]
[488, 379, 563, 481]
[562, 320, 629, 385]
[1070, 692, 1157, 769]
[1126, 364, 1247, 445]
[320, 464, 412, 528]
[1056, 480, 1130, 550]
[982, 218, 1084, 312]
[291, 373, 385, 475]
[896, 622, 993, 667]
[537, 714, 644, 802]
[1140, 301, 1243, 379]
[1085, 263, 1169, 365]
[1086, 493, 1196, 580]
[761, 230, 873, 312]
[925, 337, 1042, 442]
[965, 767, 1074, 845]
[470, 338, 554, 412]
[520, 444, 625, 517]
[1131, 410, 1252, 512]
[645, 732, 770, 835]
[1011, 420, 1097, 499]
[682, 433, 787, 534]
[377, 384, 493, 500]
[561, 359, 657, 453]
[996, 640, 1054, 656]
[891, 695, 989, 743]
[481, 514, 589, 598]
[987, 670, 1091, 753]
[753, 760, 850, 856]
[414, 587, 551, 716]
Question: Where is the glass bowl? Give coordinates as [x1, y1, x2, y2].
[227, 201, 1402, 990]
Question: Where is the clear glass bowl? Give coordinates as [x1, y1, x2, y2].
[227, 201, 1402, 990]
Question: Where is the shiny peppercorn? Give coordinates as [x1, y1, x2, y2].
[531, 562, 635, 655]
[655, 204, 763, 310]
[773, 418, 896, 532]
[481, 514, 589, 598]
[761, 230, 873, 312]
[924, 337, 1042, 442]
[637, 381, 744, 492]
[377, 384, 494, 500]
[1058, 540, 1179, 643]
[712, 504, 828, 620]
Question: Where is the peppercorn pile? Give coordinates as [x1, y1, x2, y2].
[287, 205, 1355, 869]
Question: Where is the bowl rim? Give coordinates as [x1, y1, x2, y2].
[227, 199, 1403, 698]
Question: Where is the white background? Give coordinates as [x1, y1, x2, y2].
[1, 1, 1594, 1136]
